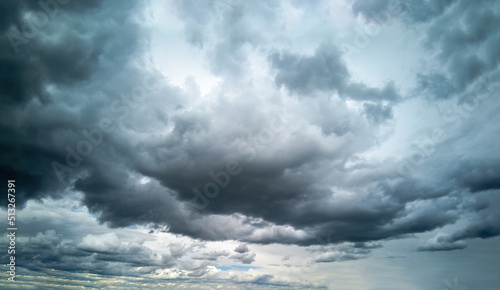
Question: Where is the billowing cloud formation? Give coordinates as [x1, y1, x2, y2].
[352, 0, 500, 100]
[418, 233, 467, 252]
[269, 44, 400, 102]
[0, 0, 150, 206]
[1, 1, 500, 287]
[311, 242, 381, 262]
[230, 244, 256, 264]
[7, 229, 175, 276]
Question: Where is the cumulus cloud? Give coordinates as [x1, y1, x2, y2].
[1, 0, 498, 252]
[418, 233, 467, 252]
[230, 244, 256, 264]
[77, 233, 121, 254]
[1, 229, 174, 276]
[269, 44, 401, 102]
[192, 250, 230, 261]
[311, 242, 381, 263]
[1, 0, 500, 287]
[352, 0, 500, 100]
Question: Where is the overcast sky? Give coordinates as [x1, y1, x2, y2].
[1, 0, 500, 289]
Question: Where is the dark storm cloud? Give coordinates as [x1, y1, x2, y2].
[0, 0, 101, 35]
[450, 218, 500, 242]
[451, 159, 500, 193]
[341, 0, 500, 248]
[0, 1, 22, 33]
[128, 119, 405, 245]
[353, 0, 500, 100]
[306, 197, 457, 245]
[0, 0, 152, 207]
[446, 194, 500, 242]
[1, 2, 499, 280]
[269, 44, 400, 102]
[125, 122, 475, 246]
[9, 0, 411, 249]
[67, 83, 496, 248]
[0, 0, 103, 106]
[376, 146, 500, 246]
[74, 169, 189, 232]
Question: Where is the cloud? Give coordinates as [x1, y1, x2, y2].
[1, 1, 500, 287]
[418, 233, 467, 252]
[77, 232, 121, 254]
[269, 44, 400, 102]
[447, 193, 500, 242]
[269, 44, 349, 96]
[0, 0, 426, 251]
[1, 0, 497, 253]
[0, 0, 153, 208]
[416, 72, 458, 100]
[357, 0, 500, 101]
[310, 242, 381, 263]
[363, 103, 393, 123]
[192, 250, 230, 261]
[351, 0, 455, 24]
[0, 0, 106, 107]
[230, 244, 256, 264]
[234, 243, 250, 253]
[451, 159, 500, 193]
[5, 229, 176, 276]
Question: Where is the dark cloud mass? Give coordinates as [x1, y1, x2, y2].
[269, 44, 400, 102]
[1, 0, 500, 287]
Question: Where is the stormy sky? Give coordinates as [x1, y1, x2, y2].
[1, 0, 499, 289]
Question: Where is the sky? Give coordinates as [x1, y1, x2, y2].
[0, 0, 499, 289]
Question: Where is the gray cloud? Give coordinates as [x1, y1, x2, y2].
[363, 103, 393, 123]
[269, 44, 401, 102]
[192, 250, 230, 261]
[451, 159, 500, 193]
[0, 229, 176, 276]
[418, 233, 467, 252]
[0, 0, 152, 208]
[230, 244, 256, 264]
[311, 242, 381, 263]
[353, 0, 500, 100]
[1, 2, 500, 287]
[351, 0, 456, 24]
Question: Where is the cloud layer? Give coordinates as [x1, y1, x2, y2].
[1, 0, 500, 288]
